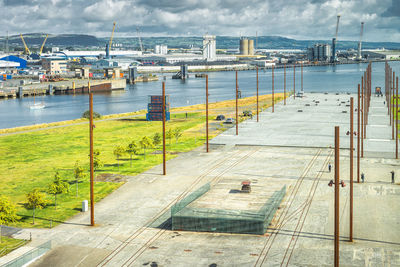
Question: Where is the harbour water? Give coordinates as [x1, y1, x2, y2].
[1, 61, 399, 129]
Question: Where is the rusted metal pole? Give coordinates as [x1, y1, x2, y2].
[393, 71, 395, 140]
[357, 84, 360, 183]
[236, 70, 238, 135]
[256, 67, 259, 122]
[350, 97, 354, 242]
[334, 126, 340, 267]
[301, 62, 303, 92]
[89, 92, 94, 226]
[361, 76, 364, 158]
[284, 64, 286, 105]
[272, 65, 274, 113]
[206, 75, 209, 153]
[390, 68, 392, 125]
[364, 72, 367, 139]
[162, 82, 166, 175]
[396, 77, 399, 159]
[293, 64, 296, 99]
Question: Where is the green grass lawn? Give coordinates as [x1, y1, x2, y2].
[0, 94, 285, 229]
[0, 236, 28, 257]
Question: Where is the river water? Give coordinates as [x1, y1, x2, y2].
[1, 61, 399, 129]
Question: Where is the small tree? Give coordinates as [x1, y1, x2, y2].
[0, 196, 19, 243]
[152, 133, 162, 147]
[74, 161, 85, 197]
[48, 171, 69, 209]
[126, 141, 139, 167]
[93, 149, 103, 171]
[166, 129, 174, 145]
[113, 145, 125, 171]
[173, 128, 183, 143]
[139, 136, 155, 160]
[26, 189, 47, 225]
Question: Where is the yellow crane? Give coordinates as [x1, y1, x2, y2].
[20, 34, 31, 55]
[109, 22, 116, 49]
[39, 34, 48, 55]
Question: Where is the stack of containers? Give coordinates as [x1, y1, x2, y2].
[146, 95, 170, 121]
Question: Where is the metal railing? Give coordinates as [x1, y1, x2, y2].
[1, 240, 51, 267]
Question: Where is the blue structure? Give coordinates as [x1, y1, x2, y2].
[0, 55, 27, 69]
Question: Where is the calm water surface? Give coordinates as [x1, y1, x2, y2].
[1, 61, 399, 129]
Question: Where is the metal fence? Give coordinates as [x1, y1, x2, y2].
[1, 241, 51, 267]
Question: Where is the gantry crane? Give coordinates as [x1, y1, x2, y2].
[357, 22, 364, 60]
[20, 34, 31, 55]
[39, 34, 48, 55]
[331, 15, 341, 63]
[137, 27, 144, 53]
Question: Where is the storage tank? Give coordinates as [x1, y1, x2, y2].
[240, 39, 249, 55]
[248, 39, 254, 55]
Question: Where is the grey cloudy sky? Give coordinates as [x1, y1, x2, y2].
[1, 0, 400, 41]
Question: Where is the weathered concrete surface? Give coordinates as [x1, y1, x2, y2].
[1, 93, 399, 267]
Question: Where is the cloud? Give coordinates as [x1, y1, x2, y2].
[0, 0, 399, 42]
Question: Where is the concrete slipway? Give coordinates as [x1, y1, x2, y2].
[1, 93, 399, 267]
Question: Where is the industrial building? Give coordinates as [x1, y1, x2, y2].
[307, 43, 331, 62]
[154, 45, 168, 55]
[41, 58, 67, 74]
[0, 55, 27, 68]
[239, 38, 255, 55]
[203, 35, 216, 61]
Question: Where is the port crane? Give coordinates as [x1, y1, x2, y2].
[20, 34, 31, 55]
[357, 22, 364, 60]
[39, 34, 48, 55]
[331, 15, 341, 63]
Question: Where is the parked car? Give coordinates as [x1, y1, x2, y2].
[225, 118, 234, 124]
[216, 115, 225, 121]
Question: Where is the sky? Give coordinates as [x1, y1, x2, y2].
[1, 0, 400, 41]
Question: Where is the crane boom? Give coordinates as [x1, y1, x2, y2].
[335, 15, 341, 40]
[357, 22, 364, 60]
[39, 34, 48, 55]
[359, 22, 364, 41]
[20, 34, 30, 55]
[109, 22, 116, 49]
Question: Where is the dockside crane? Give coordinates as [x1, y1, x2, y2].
[357, 22, 364, 60]
[109, 22, 116, 49]
[137, 27, 144, 53]
[331, 15, 341, 63]
[39, 34, 48, 55]
[20, 34, 31, 55]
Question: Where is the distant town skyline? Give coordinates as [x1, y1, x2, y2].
[1, 0, 400, 42]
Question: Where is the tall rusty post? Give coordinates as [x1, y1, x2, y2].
[206, 75, 209, 153]
[284, 64, 286, 105]
[89, 92, 95, 226]
[393, 71, 395, 140]
[301, 62, 303, 92]
[236, 71, 238, 136]
[396, 77, 399, 159]
[162, 82, 166, 175]
[361, 76, 364, 158]
[350, 97, 354, 242]
[256, 67, 259, 122]
[390, 68, 392, 125]
[272, 65, 275, 113]
[334, 126, 340, 267]
[364, 72, 367, 139]
[293, 64, 296, 99]
[357, 84, 360, 183]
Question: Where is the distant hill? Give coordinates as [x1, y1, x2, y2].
[1, 33, 399, 50]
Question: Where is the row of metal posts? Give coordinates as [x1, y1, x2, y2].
[86, 63, 302, 225]
[385, 62, 399, 159]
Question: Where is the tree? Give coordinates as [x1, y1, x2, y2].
[48, 171, 69, 209]
[152, 133, 162, 147]
[113, 145, 125, 171]
[74, 161, 85, 197]
[139, 136, 154, 160]
[173, 128, 183, 143]
[26, 189, 47, 225]
[0, 196, 19, 243]
[82, 110, 101, 119]
[126, 141, 139, 167]
[166, 129, 174, 145]
[93, 149, 103, 171]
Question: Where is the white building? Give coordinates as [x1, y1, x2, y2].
[203, 35, 216, 61]
[154, 45, 168, 55]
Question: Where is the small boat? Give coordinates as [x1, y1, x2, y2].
[30, 89, 45, 109]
